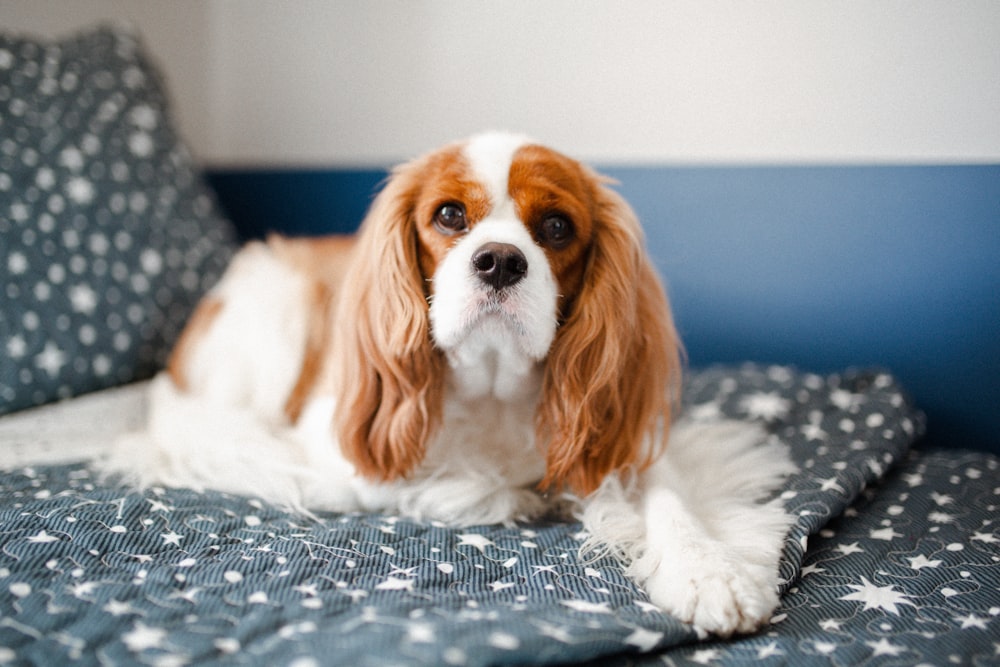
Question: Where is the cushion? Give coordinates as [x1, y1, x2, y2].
[0, 25, 236, 415]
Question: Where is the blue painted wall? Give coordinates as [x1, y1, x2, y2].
[206, 166, 1000, 454]
[207, 169, 386, 239]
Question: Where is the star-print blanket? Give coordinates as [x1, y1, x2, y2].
[0, 365, 997, 665]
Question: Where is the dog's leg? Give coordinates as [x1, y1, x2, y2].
[585, 420, 794, 637]
[638, 473, 776, 635]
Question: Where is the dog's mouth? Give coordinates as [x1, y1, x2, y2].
[462, 293, 532, 340]
[430, 288, 551, 361]
[477, 287, 515, 312]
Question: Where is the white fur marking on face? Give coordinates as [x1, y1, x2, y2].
[463, 132, 531, 218]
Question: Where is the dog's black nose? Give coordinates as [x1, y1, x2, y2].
[472, 242, 528, 290]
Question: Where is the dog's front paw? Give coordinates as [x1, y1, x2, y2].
[642, 553, 779, 637]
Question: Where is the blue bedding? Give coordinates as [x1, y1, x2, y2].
[2, 365, 997, 665]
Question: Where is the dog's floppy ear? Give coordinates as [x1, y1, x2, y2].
[538, 176, 682, 495]
[333, 158, 444, 481]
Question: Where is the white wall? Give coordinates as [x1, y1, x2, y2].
[4, 0, 999, 167]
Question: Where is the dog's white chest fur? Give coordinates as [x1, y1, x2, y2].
[327, 336, 549, 526]
[402, 378, 548, 524]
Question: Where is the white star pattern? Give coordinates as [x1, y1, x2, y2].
[930, 492, 954, 506]
[537, 621, 575, 643]
[376, 577, 415, 592]
[35, 166, 56, 189]
[488, 632, 520, 650]
[70, 581, 98, 599]
[147, 499, 173, 513]
[801, 563, 826, 577]
[869, 526, 903, 541]
[122, 622, 166, 652]
[93, 355, 113, 377]
[866, 638, 906, 657]
[489, 581, 516, 592]
[407, 622, 435, 643]
[801, 422, 828, 441]
[103, 599, 135, 616]
[65, 176, 95, 205]
[560, 600, 611, 614]
[140, 248, 164, 274]
[68, 284, 99, 315]
[128, 131, 154, 157]
[624, 627, 663, 652]
[6, 335, 27, 360]
[840, 577, 914, 615]
[34, 342, 68, 377]
[9, 201, 29, 222]
[59, 146, 85, 171]
[813, 641, 839, 655]
[214, 638, 240, 655]
[27, 530, 60, 544]
[971, 531, 999, 544]
[834, 542, 865, 557]
[248, 591, 269, 604]
[690, 648, 721, 664]
[129, 103, 158, 130]
[757, 642, 782, 658]
[387, 565, 418, 578]
[908, 555, 942, 570]
[169, 587, 202, 603]
[343, 589, 368, 603]
[7, 251, 28, 274]
[955, 614, 989, 630]
[294, 584, 318, 597]
[829, 388, 863, 410]
[739, 391, 791, 421]
[160, 531, 183, 546]
[819, 476, 845, 493]
[457, 533, 495, 553]
[8, 583, 31, 598]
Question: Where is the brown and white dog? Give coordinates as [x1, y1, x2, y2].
[109, 132, 794, 636]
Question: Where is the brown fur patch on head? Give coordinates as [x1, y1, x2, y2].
[508, 143, 597, 318]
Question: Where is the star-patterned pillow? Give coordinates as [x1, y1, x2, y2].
[0, 26, 237, 416]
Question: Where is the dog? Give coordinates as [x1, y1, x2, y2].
[107, 132, 794, 637]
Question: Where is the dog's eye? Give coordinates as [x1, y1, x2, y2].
[537, 215, 574, 249]
[433, 203, 468, 235]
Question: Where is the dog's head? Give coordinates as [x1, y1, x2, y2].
[334, 132, 681, 494]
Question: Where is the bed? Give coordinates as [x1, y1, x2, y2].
[2, 26, 998, 665]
